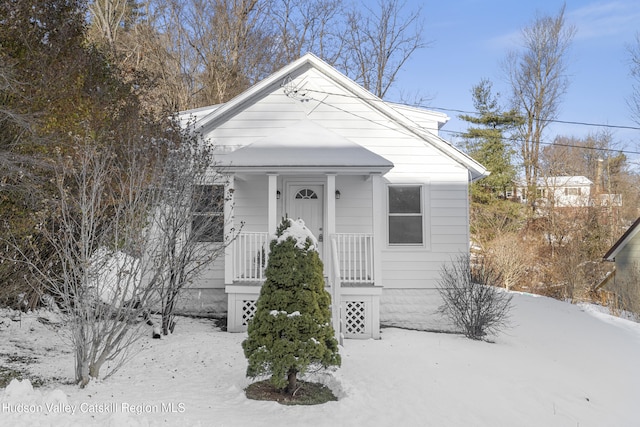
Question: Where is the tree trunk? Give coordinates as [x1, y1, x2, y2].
[161, 306, 173, 335]
[75, 347, 90, 388]
[286, 369, 297, 395]
[162, 293, 179, 335]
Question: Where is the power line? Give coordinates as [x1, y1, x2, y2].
[296, 87, 640, 157]
[303, 88, 640, 133]
[428, 106, 640, 132]
[439, 129, 640, 156]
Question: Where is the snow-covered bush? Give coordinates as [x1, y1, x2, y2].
[437, 253, 512, 340]
[242, 218, 340, 394]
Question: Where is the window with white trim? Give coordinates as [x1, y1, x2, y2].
[192, 184, 225, 242]
[388, 185, 423, 245]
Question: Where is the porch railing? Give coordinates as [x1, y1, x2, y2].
[232, 231, 374, 285]
[333, 233, 375, 284]
[233, 232, 270, 282]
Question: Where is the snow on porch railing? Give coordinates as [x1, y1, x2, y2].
[233, 232, 270, 282]
[333, 233, 374, 284]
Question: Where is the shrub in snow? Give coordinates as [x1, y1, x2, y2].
[437, 253, 512, 340]
[242, 218, 340, 394]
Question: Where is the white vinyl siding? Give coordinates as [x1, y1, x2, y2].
[233, 176, 269, 232]
[335, 176, 373, 234]
[198, 65, 472, 292]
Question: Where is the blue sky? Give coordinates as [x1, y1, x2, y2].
[387, 0, 640, 165]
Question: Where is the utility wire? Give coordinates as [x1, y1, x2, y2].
[303, 87, 640, 133]
[297, 87, 640, 157]
[439, 129, 640, 156]
[428, 106, 640, 131]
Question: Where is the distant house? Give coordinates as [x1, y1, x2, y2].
[515, 176, 592, 207]
[514, 176, 622, 209]
[603, 217, 640, 313]
[177, 53, 487, 339]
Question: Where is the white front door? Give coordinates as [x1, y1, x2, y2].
[287, 184, 324, 257]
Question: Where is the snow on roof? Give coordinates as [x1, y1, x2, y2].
[216, 119, 394, 172]
[177, 105, 222, 128]
[517, 176, 593, 187]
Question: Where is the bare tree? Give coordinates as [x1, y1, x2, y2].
[3, 139, 164, 387]
[87, 0, 428, 111]
[437, 254, 512, 340]
[87, 0, 130, 48]
[268, 0, 344, 65]
[0, 61, 31, 143]
[485, 233, 530, 291]
[504, 5, 575, 199]
[341, 0, 428, 99]
[628, 32, 640, 125]
[0, 59, 39, 189]
[147, 125, 238, 335]
[152, 0, 276, 107]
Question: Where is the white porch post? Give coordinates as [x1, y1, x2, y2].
[371, 173, 383, 287]
[268, 174, 278, 235]
[326, 174, 336, 250]
[224, 175, 235, 284]
[326, 174, 341, 344]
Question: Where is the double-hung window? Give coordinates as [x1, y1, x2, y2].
[192, 185, 225, 243]
[564, 187, 581, 196]
[388, 185, 423, 245]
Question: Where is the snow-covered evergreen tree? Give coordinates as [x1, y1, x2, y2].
[242, 218, 340, 393]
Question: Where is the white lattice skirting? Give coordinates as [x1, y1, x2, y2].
[225, 285, 262, 333]
[340, 287, 381, 339]
[225, 285, 381, 339]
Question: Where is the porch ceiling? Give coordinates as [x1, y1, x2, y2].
[215, 120, 394, 174]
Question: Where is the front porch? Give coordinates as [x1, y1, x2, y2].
[215, 124, 394, 340]
[225, 232, 381, 339]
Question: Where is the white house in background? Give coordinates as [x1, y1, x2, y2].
[177, 53, 487, 339]
[515, 176, 593, 207]
[514, 175, 623, 209]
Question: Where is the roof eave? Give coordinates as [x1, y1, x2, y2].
[226, 166, 393, 175]
[603, 216, 640, 261]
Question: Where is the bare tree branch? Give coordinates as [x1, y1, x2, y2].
[504, 5, 575, 201]
[341, 0, 429, 99]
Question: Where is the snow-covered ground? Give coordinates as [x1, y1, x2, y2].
[1, 292, 639, 427]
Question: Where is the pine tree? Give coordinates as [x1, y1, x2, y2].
[460, 79, 522, 202]
[242, 218, 340, 394]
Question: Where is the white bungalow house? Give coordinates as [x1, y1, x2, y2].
[178, 53, 487, 339]
[514, 176, 593, 207]
[513, 175, 622, 209]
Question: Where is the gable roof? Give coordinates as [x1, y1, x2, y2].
[217, 119, 394, 174]
[604, 217, 640, 261]
[191, 52, 488, 181]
